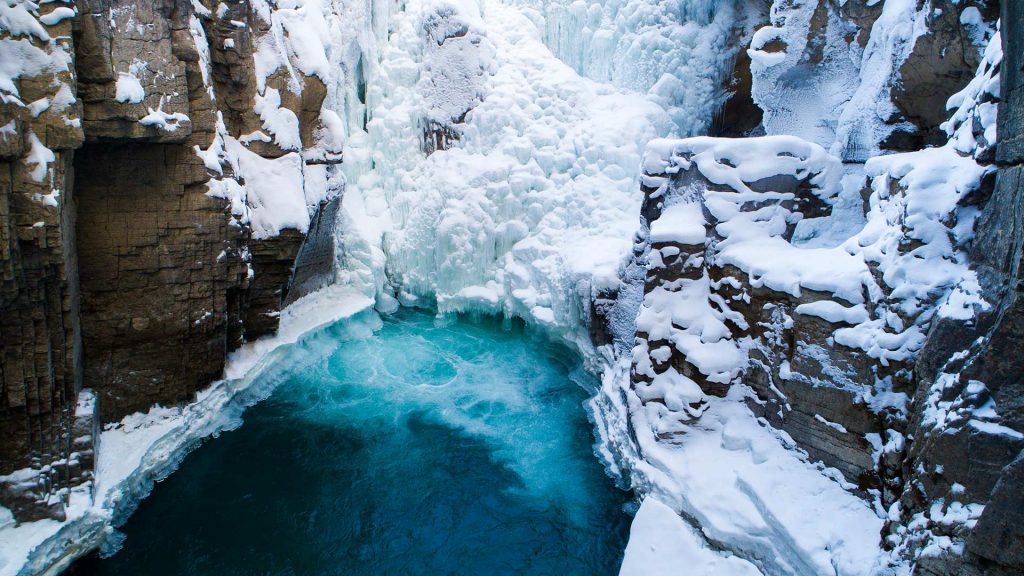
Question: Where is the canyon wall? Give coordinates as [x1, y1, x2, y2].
[914, 3, 1024, 573]
[0, 1, 1020, 575]
[0, 0, 342, 523]
[609, 1, 1021, 573]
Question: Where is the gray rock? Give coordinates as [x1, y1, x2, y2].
[967, 450, 1024, 570]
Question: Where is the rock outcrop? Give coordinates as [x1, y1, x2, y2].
[619, 3, 1022, 573]
[0, 0, 88, 523]
[629, 136, 885, 484]
[0, 0, 344, 523]
[745, 0, 996, 159]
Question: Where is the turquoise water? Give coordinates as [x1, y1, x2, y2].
[69, 308, 631, 575]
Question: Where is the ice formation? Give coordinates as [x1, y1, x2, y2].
[338, 0, 676, 346]
[510, 0, 754, 135]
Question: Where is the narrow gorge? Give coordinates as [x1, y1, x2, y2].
[0, 0, 1021, 575]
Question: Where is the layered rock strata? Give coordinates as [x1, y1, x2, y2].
[0, 0, 342, 523]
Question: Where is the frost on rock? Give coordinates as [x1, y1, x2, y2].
[190, 0, 364, 246]
[749, 0, 996, 161]
[0, 0, 89, 535]
[245, 0, 355, 158]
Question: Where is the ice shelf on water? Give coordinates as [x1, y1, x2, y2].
[66, 308, 632, 576]
[0, 286, 377, 576]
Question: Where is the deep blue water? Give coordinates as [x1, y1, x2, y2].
[69, 308, 631, 575]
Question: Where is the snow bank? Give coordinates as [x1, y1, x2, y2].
[114, 73, 145, 104]
[595, 360, 885, 576]
[223, 137, 309, 239]
[620, 496, 761, 576]
[648, 201, 704, 244]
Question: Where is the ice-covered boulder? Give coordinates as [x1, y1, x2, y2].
[419, 1, 495, 154]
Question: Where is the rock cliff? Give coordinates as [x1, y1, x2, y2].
[0, 0, 342, 523]
[609, 1, 1022, 573]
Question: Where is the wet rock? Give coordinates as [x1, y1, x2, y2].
[998, 1, 1024, 165]
[967, 451, 1024, 570]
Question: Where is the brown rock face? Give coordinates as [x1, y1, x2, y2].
[0, 2, 89, 523]
[711, 42, 763, 138]
[0, 151, 84, 522]
[0, 0, 332, 522]
[242, 231, 305, 341]
[75, 0, 194, 142]
[73, 143, 247, 418]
